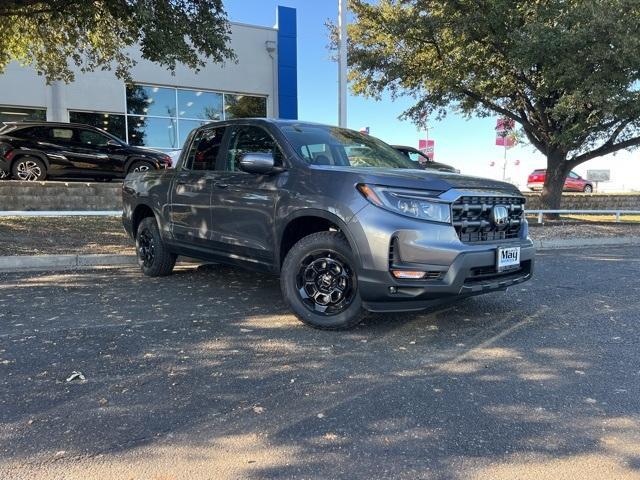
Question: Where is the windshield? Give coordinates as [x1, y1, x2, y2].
[281, 124, 417, 169]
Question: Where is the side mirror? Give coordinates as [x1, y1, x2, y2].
[107, 139, 120, 147]
[239, 152, 275, 174]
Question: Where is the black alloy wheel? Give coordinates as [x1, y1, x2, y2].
[296, 252, 356, 315]
[281, 231, 364, 330]
[135, 217, 176, 277]
[137, 228, 155, 268]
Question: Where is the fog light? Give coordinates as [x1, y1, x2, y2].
[388, 286, 397, 294]
[391, 270, 426, 279]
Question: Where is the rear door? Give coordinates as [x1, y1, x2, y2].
[169, 126, 227, 246]
[208, 124, 284, 268]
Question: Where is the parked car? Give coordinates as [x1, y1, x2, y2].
[392, 145, 460, 173]
[123, 119, 534, 330]
[0, 121, 172, 181]
[527, 169, 593, 192]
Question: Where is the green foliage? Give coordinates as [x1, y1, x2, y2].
[346, 0, 640, 168]
[0, 0, 235, 83]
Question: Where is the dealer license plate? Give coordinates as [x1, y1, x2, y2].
[497, 246, 521, 272]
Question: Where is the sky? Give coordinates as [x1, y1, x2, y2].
[224, 0, 640, 191]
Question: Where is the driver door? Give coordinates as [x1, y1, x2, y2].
[208, 125, 284, 268]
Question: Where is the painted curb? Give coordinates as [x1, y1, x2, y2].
[0, 238, 638, 272]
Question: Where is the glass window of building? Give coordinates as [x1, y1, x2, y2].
[69, 111, 126, 141]
[0, 107, 46, 123]
[124, 84, 267, 151]
[177, 89, 223, 121]
[224, 95, 267, 119]
[126, 85, 176, 117]
[128, 116, 179, 150]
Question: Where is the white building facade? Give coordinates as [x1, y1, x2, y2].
[0, 6, 298, 152]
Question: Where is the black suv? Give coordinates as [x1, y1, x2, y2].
[123, 119, 534, 330]
[0, 121, 172, 181]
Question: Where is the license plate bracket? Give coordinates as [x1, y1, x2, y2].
[497, 246, 521, 272]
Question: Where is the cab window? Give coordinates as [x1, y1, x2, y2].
[226, 126, 283, 172]
[183, 126, 226, 171]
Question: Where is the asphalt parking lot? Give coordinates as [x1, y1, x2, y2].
[1, 246, 639, 480]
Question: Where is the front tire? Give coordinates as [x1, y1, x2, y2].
[280, 231, 363, 330]
[135, 217, 176, 277]
[583, 184, 593, 193]
[12, 156, 46, 181]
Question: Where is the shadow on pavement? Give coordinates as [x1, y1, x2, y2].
[1, 247, 639, 478]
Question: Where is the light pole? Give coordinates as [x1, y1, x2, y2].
[338, 0, 348, 127]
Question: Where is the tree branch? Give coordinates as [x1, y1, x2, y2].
[569, 134, 640, 166]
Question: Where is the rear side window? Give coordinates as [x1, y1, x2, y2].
[183, 127, 226, 171]
[51, 128, 74, 140]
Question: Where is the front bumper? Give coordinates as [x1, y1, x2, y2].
[0, 157, 10, 173]
[348, 204, 535, 313]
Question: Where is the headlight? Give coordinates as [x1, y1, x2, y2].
[357, 184, 451, 223]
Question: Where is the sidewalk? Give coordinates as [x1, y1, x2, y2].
[1, 236, 638, 272]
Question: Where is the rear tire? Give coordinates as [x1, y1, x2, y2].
[280, 231, 364, 330]
[128, 161, 154, 174]
[12, 156, 46, 181]
[135, 217, 176, 277]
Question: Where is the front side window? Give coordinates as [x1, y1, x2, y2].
[226, 126, 282, 172]
[77, 129, 110, 147]
[183, 127, 227, 171]
[282, 125, 415, 169]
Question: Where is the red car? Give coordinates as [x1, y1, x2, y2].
[527, 169, 593, 193]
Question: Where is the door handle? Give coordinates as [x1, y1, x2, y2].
[214, 182, 229, 189]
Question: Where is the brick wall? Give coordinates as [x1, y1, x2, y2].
[1, 180, 638, 212]
[0, 180, 122, 211]
[524, 192, 640, 210]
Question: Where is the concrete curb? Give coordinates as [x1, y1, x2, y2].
[0, 254, 136, 272]
[0, 237, 638, 272]
[534, 236, 640, 250]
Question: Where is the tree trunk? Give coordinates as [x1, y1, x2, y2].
[540, 151, 569, 218]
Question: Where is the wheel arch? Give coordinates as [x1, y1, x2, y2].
[11, 150, 50, 170]
[277, 209, 361, 271]
[131, 203, 160, 236]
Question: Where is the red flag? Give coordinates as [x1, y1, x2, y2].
[418, 139, 435, 161]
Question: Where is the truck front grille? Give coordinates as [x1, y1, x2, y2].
[452, 195, 524, 243]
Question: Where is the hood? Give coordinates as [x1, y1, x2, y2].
[311, 165, 522, 196]
[126, 145, 167, 159]
[422, 161, 458, 173]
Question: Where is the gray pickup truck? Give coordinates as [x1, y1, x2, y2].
[123, 119, 534, 329]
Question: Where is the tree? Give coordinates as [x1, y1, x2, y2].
[344, 0, 640, 209]
[0, 0, 235, 83]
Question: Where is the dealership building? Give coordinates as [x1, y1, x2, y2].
[0, 6, 297, 152]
